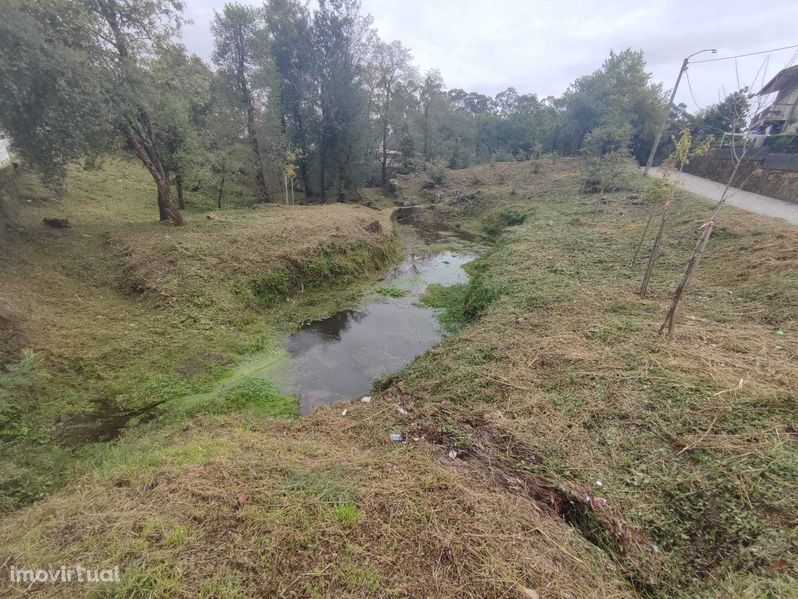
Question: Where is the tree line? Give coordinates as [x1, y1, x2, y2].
[0, 0, 743, 224]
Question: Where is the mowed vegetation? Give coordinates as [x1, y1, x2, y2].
[0, 157, 795, 597]
[0, 159, 396, 511]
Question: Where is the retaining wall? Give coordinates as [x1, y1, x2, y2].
[685, 150, 798, 204]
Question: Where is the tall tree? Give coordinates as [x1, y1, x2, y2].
[0, 0, 187, 224]
[213, 3, 270, 202]
[312, 0, 374, 200]
[559, 49, 664, 162]
[265, 0, 316, 197]
[370, 40, 414, 186]
[149, 45, 215, 210]
[419, 70, 444, 163]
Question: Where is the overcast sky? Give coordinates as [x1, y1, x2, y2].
[181, 0, 798, 113]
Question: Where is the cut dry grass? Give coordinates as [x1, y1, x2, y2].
[0, 407, 631, 598]
[385, 159, 798, 595]
[0, 158, 795, 597]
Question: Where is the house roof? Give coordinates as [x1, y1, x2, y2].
[757, 65, 798, 96]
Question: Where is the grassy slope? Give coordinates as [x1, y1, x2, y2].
[0, 159, 396, 510]
[393, 159, 798, 595]
[0, 158, 796, 597]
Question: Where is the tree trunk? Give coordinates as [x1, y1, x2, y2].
[319, 155, 327, 203]
[423, 104, 430, 162]
[176, 172, 185, 210]
[217, 173, 225, 210]
[381, 120, 388, 186]
[639, 191, 674, 297]
[630, 208, 655, 266]
[246, 101, 269, 203]
[658, 156, 743, 335]
[299, 161, 311, 198]
[659, 223, 713, 335]
[127, 130, 182, 225]
[233, 21, 269, 204]
[156, 188, 169, 221]
[293, 107, 312, 197]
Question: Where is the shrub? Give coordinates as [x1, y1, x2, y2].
[424, 162, 446, 186]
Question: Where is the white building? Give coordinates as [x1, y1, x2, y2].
[0, 132, 11, 168]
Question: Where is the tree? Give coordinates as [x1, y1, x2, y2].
[202, 96, 247, 210]
[419, 70, 444, 163]
[312, 0, 373, 200]
[149, 45, 215, 210]
[0, 0, 187, 224]
[0, 0, 110, 182]
[638, 129, 712, 297]
[370, 40, 414, 186]
[558, 49, 665, 163]
[659, 97, 750, 335]
[690, 89, 750, 141]
[213, 3, 270, 202]
[580, 123, 634, 214]
[265, 0, 316, 196]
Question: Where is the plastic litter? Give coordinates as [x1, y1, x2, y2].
[389, 433, 403, 442]
[341, 409, 348, 416]
[361, 395, 371, 403]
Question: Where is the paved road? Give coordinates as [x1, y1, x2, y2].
[649, 167, 798, 226]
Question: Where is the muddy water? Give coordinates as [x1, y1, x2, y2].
[274, 233, 477, 414]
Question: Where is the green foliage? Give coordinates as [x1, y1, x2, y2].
[482, 208, 527, 236]
[421, 283, 469, 330]
[251, 241, 398, 303]
[332, 503, 361, 526]
[424, 162, 447, 186]
[221, 378, 298, 418]
[422, 260, 497, 330]
[690, 89, 750, 140]
[559, 49, 666, 163]
[375, 286, 407, 297]
[582, 124, 635, 192]
[0, 0, 112, 180]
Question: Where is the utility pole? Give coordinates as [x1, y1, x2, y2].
[644, 48, 716, 176]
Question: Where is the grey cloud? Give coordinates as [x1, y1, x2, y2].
[181, 0, 798, 111]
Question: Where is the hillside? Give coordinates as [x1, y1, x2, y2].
[1, 158, 796, 597]
[0, 159, 396, 511]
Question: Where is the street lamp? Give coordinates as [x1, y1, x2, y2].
[643, 48, 717, 175]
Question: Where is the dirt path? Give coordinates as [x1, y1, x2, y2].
[649, 167, 798, 225]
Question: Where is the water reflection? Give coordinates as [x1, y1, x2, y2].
[275, 231, 477, 414]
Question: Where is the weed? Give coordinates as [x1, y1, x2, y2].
[375, 286, 407, 298]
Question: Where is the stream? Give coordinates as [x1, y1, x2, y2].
[271, 217, 478, 414]
[56, 210, 479, 442]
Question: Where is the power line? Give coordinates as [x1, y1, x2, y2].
[685, 69, 701, 111]
[691, 43, 798, 64]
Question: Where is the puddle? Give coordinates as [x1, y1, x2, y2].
[271, 219, 479, 414]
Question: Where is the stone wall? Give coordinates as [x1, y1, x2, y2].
[685, 152, 798, 204]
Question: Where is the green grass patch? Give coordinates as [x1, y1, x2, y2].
[250, 241, 399, 304]
[374, 285, 407, 298]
